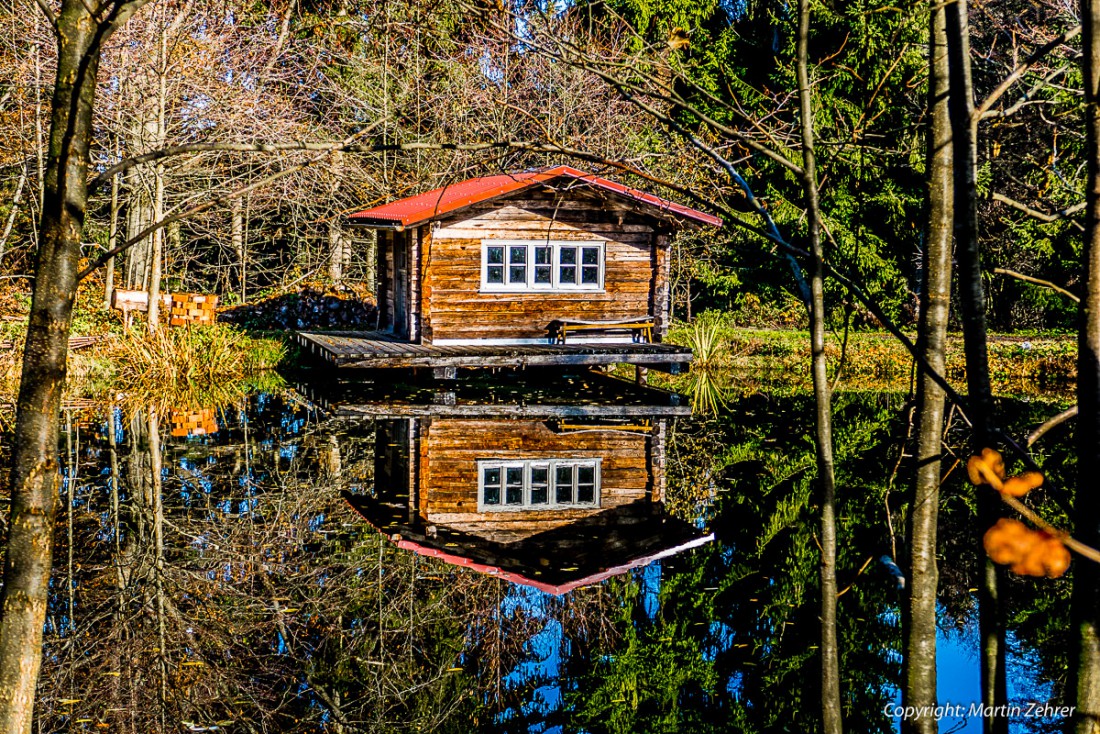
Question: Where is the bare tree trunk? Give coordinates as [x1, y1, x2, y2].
[146, 176, 163, 330]
[796, 2, 842, 732]
[149, 410, 168, 732]
[147, 13, 168, 332]
[0, 5, 102, 730]
[105, 172, 120, 310]
[328, 150, 346, 285]
[1073, 4, 1100, 731]
[0, 2, 150, 729]
[0, 168, 27, 261]
[903, 4, 953, 732]
[943, 4, 1006, 731]
[32, 26, 44, 212]
[232, 195, 244, 300]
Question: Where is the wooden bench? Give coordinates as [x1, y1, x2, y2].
[111, 289, 172, 329]
[551, 318, 655, 344]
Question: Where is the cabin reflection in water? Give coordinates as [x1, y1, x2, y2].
[345, 413, 713, 595]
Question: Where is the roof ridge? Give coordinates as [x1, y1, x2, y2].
[347, 167, 721, 229]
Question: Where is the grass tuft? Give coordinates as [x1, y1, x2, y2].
[680, 312, 734, 415]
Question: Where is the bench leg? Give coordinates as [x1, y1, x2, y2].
[432, 366, 457, 381]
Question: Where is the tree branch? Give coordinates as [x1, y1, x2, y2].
[1027, 405, 1078, 446]
[991, 191, 1085, 231]
[32, 0, 58, 32]
[78, 129, 379, 280]
[994, 267, 1079, 302]
[974, 25, 1082, 120]
[89, 137, 605, 194]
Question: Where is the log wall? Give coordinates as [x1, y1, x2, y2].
[424, 189, 669, 342]
[419, 417, 652, 542]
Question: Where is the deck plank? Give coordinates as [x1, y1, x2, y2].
[296, 331, 692, 373]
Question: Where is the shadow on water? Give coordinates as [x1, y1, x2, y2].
[1, 369, 1078, 732]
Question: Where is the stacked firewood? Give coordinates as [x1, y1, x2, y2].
[168, 293, 218, 327]
[170, 408, 219, 437]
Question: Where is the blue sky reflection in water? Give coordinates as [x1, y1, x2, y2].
[24, 376, 1076, 733]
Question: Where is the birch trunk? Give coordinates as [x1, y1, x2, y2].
[232, 196, 244, 300]
[902, 4, 953, 732]
[796, 2, 842, 732]
[943, 5, 1007, 731]
[329, 150, 346, 285]
[1073, 4, 1100, 731]
[146, 12, 168, 331]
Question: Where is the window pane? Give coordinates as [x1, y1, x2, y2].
[505, 467, 523, 505]
[555, 465, 573, 504]
[487, 246, 504, 264]
[484, 485, 501, 505]
[487, 265, 504, 284]
[483, 466, 502, 505]
[577, 484, 595, 504]
[582, 247, 600, 265]
[577, 466, 595, 484]
[534, 246, 551, 264]
[581, 266, 599, 284]
[534, 266, 552, 284]
[509, 265, 527, 284]
[559, 247, 577, 264]
[531, 465, 549, 505]
[559, 265, 576, 284]
[509, 246, 527, 264]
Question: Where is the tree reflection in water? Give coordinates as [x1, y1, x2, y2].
[16, 382, 1073, 733]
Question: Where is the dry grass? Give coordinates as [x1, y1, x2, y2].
[105, 325, 285, 410]
[0, 325, 286, 423]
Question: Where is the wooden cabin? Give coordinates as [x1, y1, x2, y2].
[352, 165, 720, 345]
[297, 166, 720, 375]
[342, 405, 712, 595]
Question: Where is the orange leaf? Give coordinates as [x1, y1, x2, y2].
[1001, 471, 1044, 497]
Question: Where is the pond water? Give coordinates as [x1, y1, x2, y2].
[19, 370, 1077, 732]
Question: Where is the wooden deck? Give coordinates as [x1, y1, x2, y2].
[297, 371, 691, 418]
[296, 331, 692, 373]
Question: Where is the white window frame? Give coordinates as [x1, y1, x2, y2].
[480, 239, 605, 293]
[477, 458, 602, 512]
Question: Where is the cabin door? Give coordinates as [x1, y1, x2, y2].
[393, 236, 409, 339]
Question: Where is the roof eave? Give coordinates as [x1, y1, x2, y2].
[347, 217, 408, 231]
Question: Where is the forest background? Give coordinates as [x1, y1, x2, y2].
[0, 0, 1080, 336]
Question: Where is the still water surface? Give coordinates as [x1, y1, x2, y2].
[20, 372, 1075, 732]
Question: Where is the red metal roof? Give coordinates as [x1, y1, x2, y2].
[348, 165, 721, 229]
[393, 534, 716, 596]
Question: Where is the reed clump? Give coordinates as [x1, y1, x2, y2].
[679, 311, 734, 415]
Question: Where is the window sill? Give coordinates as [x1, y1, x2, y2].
[477, 287, 606, 295]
